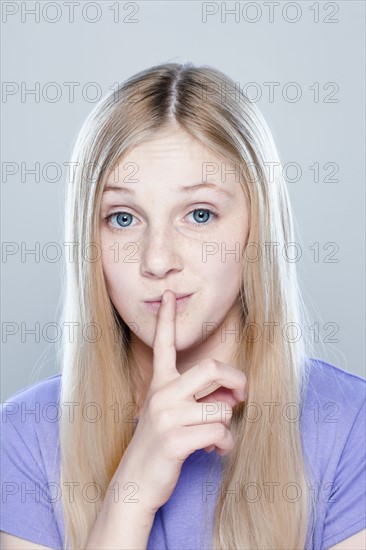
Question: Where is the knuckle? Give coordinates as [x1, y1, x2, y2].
[152, 345, 161, 360]
[212, 423, 227, 440]
[236, 370, 247, 393]
[147, 390, 164, 415]
[200, 358, 220, 379]
[155, 409, 172, 433]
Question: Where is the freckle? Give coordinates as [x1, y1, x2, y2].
[179, 311, 190, 323]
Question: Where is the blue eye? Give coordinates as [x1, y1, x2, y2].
[109, 212, 134, 229]
[190, 209, 213, 224]
[105, 208, 219, 233]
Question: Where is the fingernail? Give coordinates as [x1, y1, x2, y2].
[162, 290, 168, 304]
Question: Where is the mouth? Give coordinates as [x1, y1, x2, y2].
[143, 293, 193, 312]
[144, 292, 192, 302]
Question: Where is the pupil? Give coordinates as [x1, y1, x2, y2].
[194, 209, 209, 222]
[117, 213, 131, 226]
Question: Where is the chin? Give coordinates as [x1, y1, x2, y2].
[175, 331, 204, 353]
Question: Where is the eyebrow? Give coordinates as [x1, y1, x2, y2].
[102, 182, 234, 198]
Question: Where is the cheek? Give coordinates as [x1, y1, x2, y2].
[201, 243, 243, 286]
[100, 229, 138, 273]
[101, 251, 136, 311]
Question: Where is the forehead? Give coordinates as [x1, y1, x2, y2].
[106, 125, 241, 192]
[121, 126, 222, 162]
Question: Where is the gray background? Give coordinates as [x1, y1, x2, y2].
[1, 1, 365, 402]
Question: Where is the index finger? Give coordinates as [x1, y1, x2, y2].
[151, 289, 178, 387]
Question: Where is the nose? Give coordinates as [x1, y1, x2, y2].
[140, 225, 183, 278]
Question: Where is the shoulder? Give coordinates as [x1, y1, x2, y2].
[2, 373, 62, 409]
[301, 356, 365, 438]
[300, 357, 365, 482]
[301, 357, 365, 429]
[0, 375, 64, 548]
[301, 358, 366, 496]
[1, 374, 62, 423]
[1, 374, 62, 466]
[303, 356, 365, 401]
[300, 359, 366, 548]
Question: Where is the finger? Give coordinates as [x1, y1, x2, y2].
[203, 445, 216, 453]
[196, 386, 242, 408]
[151, 289, 178, 387]
[178, 423, 236, 458]
[175, 360, 247, 403]
[166, 401, 234, 430]
[194, 381, 222, 401]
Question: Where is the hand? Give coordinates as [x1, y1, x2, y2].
[119, 289, 248, 514]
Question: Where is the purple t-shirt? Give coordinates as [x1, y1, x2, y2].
[1, 357, 365, 549]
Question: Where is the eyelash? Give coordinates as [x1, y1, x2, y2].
[104, 208, 219, 233]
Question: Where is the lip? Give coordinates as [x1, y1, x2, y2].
[144, 292, 192, 302]
[143, 293, 193, 312]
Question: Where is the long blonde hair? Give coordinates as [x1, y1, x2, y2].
[58, 62, 317, 549]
